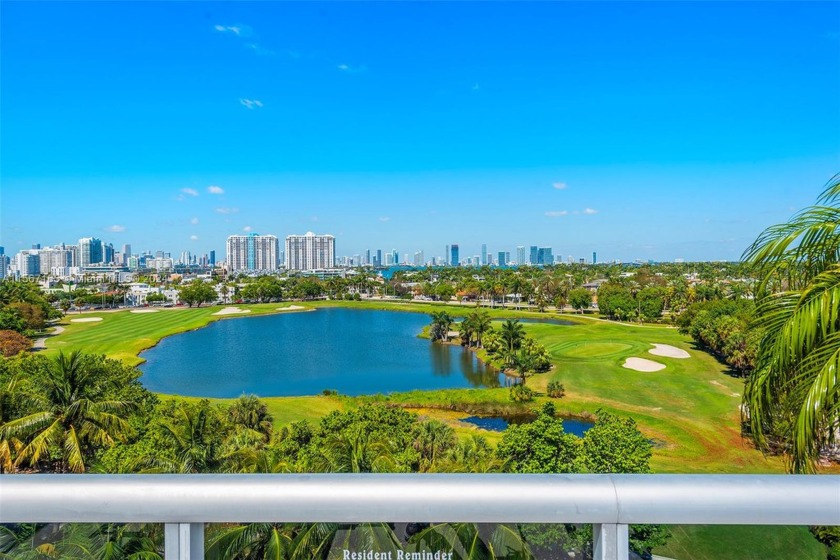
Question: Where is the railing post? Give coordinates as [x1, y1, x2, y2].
[165, 523, 204, 560]
[593, 523, 628, 560]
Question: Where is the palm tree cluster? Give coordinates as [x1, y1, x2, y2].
[743, 174, 840, 472]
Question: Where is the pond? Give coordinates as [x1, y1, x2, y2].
[461, 415, 594, 437]
[139, 308, 501, 397]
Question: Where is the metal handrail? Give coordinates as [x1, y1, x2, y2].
[1, 474, 838, 560]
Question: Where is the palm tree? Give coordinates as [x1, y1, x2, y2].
[311, 425, 397, 473]
[468, 311, 493, 348]
[1, 351, 135, 473]
[429, 311, 453, 342]
[412, 420, 456, 471]
[458, 317, 474, 347]
[511, 348, 535, 386]
[228, 395, 274, 442]
[742, 174, 840, 472]
[143, 401, 226, 473]
[409, 523, 532, 560]
[206, 523, 296, 560]
[500, 320, 525, 354]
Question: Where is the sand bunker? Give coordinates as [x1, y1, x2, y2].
[130, 309, 160, 314]
[213, 307, 251, 316]
[649, 343, 690, 359]
[622, 357, 666, 372]
[276, 305, 305, 311]
[70, 317, 103, 323]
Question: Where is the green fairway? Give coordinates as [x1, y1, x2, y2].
[654, 525, 825, 560]
[45, 304, 305, 365]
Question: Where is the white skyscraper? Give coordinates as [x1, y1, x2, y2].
[285, 232, 335, 271]
[226, 233, 280, 271]
[79, 237, 104, 266]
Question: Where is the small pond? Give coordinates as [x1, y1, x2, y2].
[461, 415, 594, 437]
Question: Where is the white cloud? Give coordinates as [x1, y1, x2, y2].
[216, 207, 239, 214]
[246, 43, 275, 56]
[240, 98, 264, 109]
[207, 185, 225, 195]
[181, 188, 199, 197]
[379, 217, 391, 222]
[214, 24, 242, 35]
[545, 210, 568, 217]
[190, 217, 200, 225]
[190, 235, 199, 241]
[337, 64, 366, 74]
[105, 224, 126, 232]
[583, 208, 599, 215]
[552, 182, 568, 190]
[243, 226, 253, 232]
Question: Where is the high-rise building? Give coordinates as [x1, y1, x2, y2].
[365, 249, 371, 266]
[376, 249, 382, 267]
[285, 232, 335, 271]
[0, 246, 5, 279]
[450, 244, 459, 267]
[537, 247, 553, 265]
[481, 244, 487, 266]
[209, 250, 216, 266]
[122, 244, 132, 265]
[445, 245, 450, 266]
[227, 233, 280, 271]
[592, 251, 597, 265]
[516, 246, 526, 266]
[413, 251, 424, 266]
[497, 251, 507, 266]
[529, 246, 539, 265]
[17, 251, 40, 277]
[79, 237, 104, 266]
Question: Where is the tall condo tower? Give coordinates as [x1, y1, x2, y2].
[285, 232, 336, 271]
[79, 237, 104, 266]
[450, 244, 460, 267]
[226, 233, 280, 271]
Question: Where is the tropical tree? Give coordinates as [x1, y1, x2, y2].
[742, 174, 840, 472]
[468, 311, 493, 348]
[429, 311, 453, 342]
[228, 395, 274, 442]
[1, 351, 136, 473]
[500, 320, 525, 354]
[412, 419, 456, 471]
[142, 400, 228, 473]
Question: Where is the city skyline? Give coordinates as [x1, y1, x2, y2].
[2, 2, 839, 262]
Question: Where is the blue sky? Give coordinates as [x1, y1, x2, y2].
[1, 1, 838, 263]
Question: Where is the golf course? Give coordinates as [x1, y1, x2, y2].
[37, 300, 833, 559]
[44, 299, 783, 474]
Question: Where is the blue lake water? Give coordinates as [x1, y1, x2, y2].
[139, 308, 501, 397]
[461, 415, 594, 437]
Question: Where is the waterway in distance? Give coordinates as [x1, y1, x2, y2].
[139, 308, 507, 398]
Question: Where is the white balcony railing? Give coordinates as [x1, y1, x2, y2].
[2, 474, 838, 560]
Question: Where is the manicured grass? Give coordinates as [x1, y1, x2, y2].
[165, 394, 345, 430]
[654, 525, 825, 560]
[44, 304, 305, 366]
